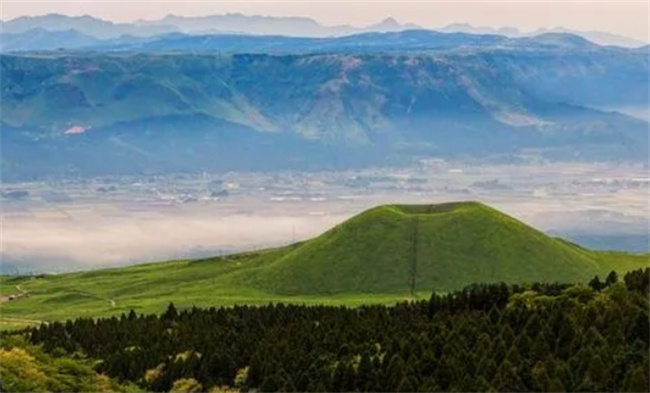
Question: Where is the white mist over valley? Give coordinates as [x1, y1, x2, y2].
[3, 161, 647, 273]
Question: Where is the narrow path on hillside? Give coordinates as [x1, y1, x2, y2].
[63, 288, 117, 308]
[80, 291, 117, 308]
[0, 285, 29, 304]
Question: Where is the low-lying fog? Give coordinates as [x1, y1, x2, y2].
[2, 161, 648, 273]
[2, 210, 346, 271]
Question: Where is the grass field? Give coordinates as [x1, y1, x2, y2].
[1, 202, 647, 328]
[0, 251, 432, 325]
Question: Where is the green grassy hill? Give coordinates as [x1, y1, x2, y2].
[242, 202, 614, 294]
[1, 201, 647, 327]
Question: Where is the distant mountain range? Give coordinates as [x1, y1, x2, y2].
[0, 13, 423, 41]
[0, 14, 178, 39]
[0, 13, 648, 179]
[0, 28, 102, 52]
[6, 26, 647, 55]
[0, 13, 646, 49]
[1, 34, 647, 179]
[10, 29, 605, 54]
[439, 23, 646, 48]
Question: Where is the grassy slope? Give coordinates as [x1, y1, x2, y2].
[244, 202, 637, 294]
[0, 246, 425, 325]
[1, 202, 647, 326]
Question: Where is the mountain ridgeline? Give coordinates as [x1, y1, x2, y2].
[0, 13, 646, 46]
[1, 41, 648, 179]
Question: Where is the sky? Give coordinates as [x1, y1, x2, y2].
[1, 0, 649, 42]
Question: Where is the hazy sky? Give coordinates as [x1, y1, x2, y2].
[1, 1, 649, 41]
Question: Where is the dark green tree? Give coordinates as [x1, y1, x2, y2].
[605, 271, 618, 287]
[589, 275, 604, 291]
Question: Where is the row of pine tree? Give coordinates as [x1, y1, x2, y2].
[24, 268, 649, 392]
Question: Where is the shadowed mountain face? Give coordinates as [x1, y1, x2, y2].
[1, 45, 648, 179]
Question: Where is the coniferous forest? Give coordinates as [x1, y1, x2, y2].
[7, 268, 648, 393]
